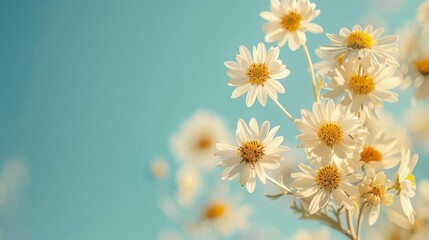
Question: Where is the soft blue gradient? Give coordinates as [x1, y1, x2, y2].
[0, 0, 425, 239]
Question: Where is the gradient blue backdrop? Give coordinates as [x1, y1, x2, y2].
[0, 0, 425, 239]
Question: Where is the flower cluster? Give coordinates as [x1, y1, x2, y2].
[216, 0, 424, 239]
[153, 111, 254, 239]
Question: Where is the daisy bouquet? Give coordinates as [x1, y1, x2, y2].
[216, 0, 423, 239]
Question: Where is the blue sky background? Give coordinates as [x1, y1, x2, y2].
[0, 0, 426, 239]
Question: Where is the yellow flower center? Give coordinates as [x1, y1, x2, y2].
[412, 218, 426, 232]
[393, 174, 416, 194]
[360, 146, 382, 163]
[406, 174, 416, 187]
[349, 74, 375, 95]
[204, 202, 227, 219]
[362, 178, 393, 205]
[415, 58, 429, 76]
[197, 136, 212, 149]
[388, 229, 402, 240]
[366, 184, 386, 205]
[316, 164, 341, 192]
[247, 63, 269, 86]
[317, 122, 343, 148]
[280, 12, 302, 32]
[238, 140, 264, 167]
[345, 31, 376, 49]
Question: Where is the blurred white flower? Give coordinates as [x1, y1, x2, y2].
[151, 157, 169, 179]
[260, 0, 323, 51]
[418, 0, 429, 34]
[365, 0, 405, 13]
[386, 208, 429, 240]
[359, 171, 394, 225]
[266, 148, 303, 189]
[365, 110, 411, 149]
[405, 106, 429, 149]
[0, 157, 30, 207]
[217, 118, 289, 193]
[290, 159, 361, 214]
[294, 100, 366, 162]
[159, 195, 180, 221]
[170, 111, 231, 169]
[395, 23, 429, 101]
[175, 166, 201, 207]
[319, 25, 398, 67]
[395, 22, 420, 89]
[369, 211, 411, 240]
[396, 22, 420, 65]
[410, 56, 429, 101]
[157, 229, 182, 240]
[289, 227, 331, 240]
[196, 186, 252, 237]
[225, 43, 290, 107]
[417, 179, 429, 218]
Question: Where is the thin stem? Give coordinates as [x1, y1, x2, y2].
[291, 202, 354, 240]
[266, 175, 291, 193]
[346, 209, 356, 240]
[302, 44, 319, 102]
[273, 99, 294, 121]
[334, 206, 344, 229]
[356, 203, 366, 240]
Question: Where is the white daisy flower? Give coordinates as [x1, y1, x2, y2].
[418, 0, 429, 34]
[358, 131, 401, 171]
[260, 0, 323, 51]
[217, 118, 289, 193]
[319, 25, 399, 67]
[225, 43, 290, 107]
[197, 188, 252, 236]
[170, 111, 231, 169]
[323, 60, 401, 118]
[359, 171, 394, 225]
[290, 159, 361, 214]
[294, 100, 367, 162]
[393, 148, 419, 224]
